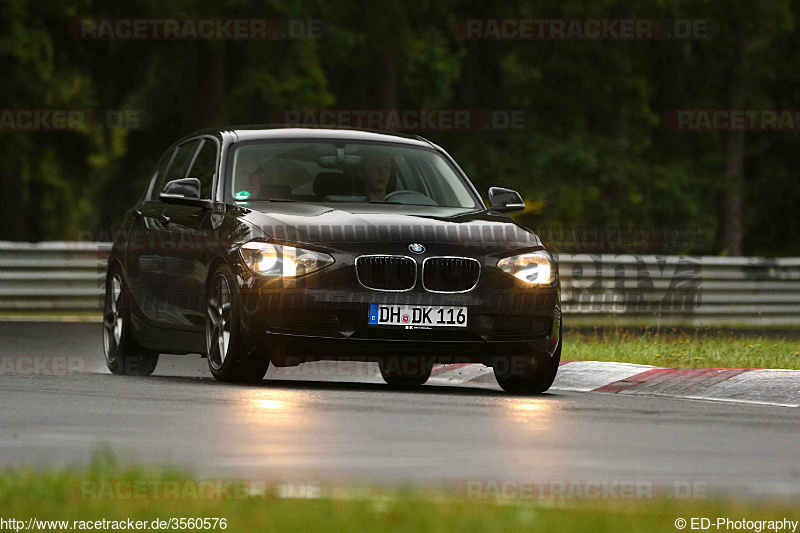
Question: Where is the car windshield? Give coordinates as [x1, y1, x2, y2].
[228, 141, 478, 208]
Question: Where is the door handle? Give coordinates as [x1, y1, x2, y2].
[158, 214, 170, 225]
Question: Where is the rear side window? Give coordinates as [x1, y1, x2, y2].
[153, 140, 201, 198]
[187, 139, 218, 199]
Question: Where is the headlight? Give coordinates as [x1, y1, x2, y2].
[240, 241, 334, 278]
[497, 251, 555, 285]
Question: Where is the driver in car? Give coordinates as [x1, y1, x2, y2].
[358, 152, 392, 201]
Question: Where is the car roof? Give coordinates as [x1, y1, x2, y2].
[181, 126, 434, 148]
[229, 126, 432, 146]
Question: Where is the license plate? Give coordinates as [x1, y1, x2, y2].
[368, 304, 467, 328]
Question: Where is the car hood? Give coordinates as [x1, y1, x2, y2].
[237, 202, 541, 253]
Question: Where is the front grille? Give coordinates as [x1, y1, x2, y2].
[422, 257, 481, 293]
[356, 256, 416, 291]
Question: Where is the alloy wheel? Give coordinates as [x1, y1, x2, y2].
[103, 274, 124, 362]
[207, 274, 232, 369]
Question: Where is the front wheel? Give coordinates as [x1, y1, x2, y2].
[103, 265, 159, 376]
[493, 341, 561, 394]
[206, 264, 269, 383]
[378, 357, 434, 388]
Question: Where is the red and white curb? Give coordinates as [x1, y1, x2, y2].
[266, 361, 800, 408]
[431, 362, 800, 408]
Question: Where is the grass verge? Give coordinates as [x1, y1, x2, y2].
[565, 327, 800, 369]
[1, 465, 798, 533]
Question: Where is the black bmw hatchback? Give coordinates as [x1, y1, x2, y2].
[104, 127, 561, 393]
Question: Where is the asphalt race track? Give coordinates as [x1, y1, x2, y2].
[1, 321, 799, 498]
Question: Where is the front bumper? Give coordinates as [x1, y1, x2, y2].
[235, 251, 561, 366]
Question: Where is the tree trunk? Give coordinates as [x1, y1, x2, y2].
[377, 51, 398, 110]
[0, 164, 27, 240]
[720, 34, 746, 256]
[721, 129, 744, 255]
[193, 42, 228, 130]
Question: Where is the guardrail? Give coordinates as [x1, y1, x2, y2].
[1, 241, 798, 326]
[558, 254, 800, 327]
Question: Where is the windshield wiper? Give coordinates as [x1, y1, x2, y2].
[370, 200, 440, 207]
[247, 197, 298, 203]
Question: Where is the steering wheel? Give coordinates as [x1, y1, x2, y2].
[380, 190, 438, 206]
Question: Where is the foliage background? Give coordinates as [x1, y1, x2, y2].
[1, 0, 798, 255]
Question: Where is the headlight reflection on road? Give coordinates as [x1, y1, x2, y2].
[243, 390, 302, 413]
[510, 402, 542, 411]
[492, 398, 570, 474]
[503, 399, 560, 426]
[252, 398, 285, 410]
[205, 389, 322, 471]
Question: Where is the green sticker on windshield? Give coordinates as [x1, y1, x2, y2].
[234, 191, 250, 200]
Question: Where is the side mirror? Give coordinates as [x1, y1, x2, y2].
[488, 187, 525, 214]
[159, 178, 212, 208]
[163, 177, 201, 198]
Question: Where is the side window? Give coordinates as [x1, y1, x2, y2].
[153, 140, 201, 199]
[186, 139, 218, 199]
[147, 149, 175, 200]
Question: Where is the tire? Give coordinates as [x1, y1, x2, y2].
[378, 357, 434, 388]
[493, 341, 561, 394]
[206, 264, 269, 383]
[103, 264, 159, 376]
